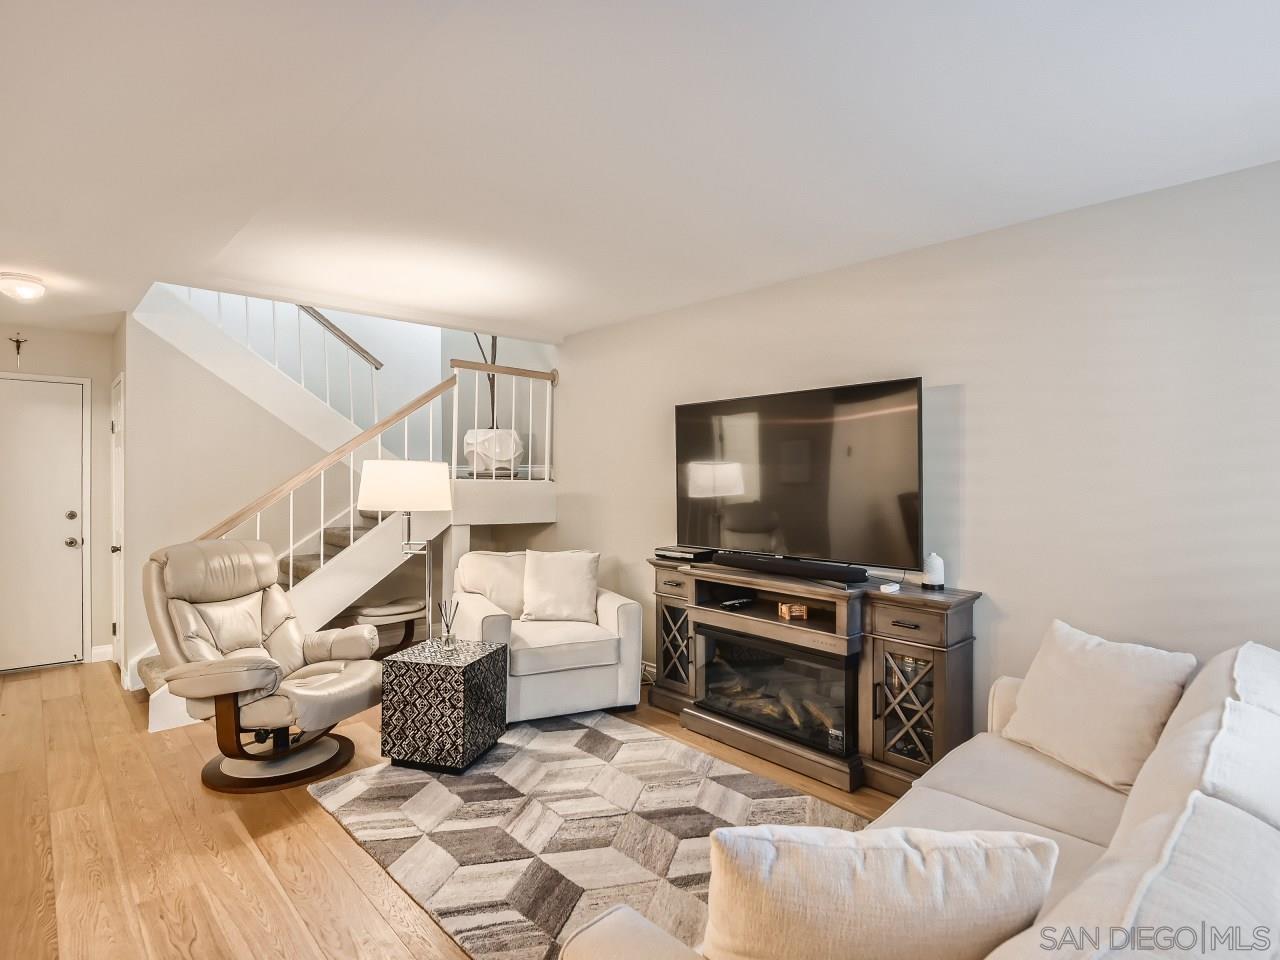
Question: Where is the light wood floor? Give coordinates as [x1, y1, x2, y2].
[1, 661, 893, 959]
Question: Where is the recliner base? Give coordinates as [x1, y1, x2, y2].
[201, 733, 355, 794]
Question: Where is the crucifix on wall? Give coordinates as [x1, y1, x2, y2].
[8, 333, 27, 370]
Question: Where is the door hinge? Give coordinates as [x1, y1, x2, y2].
[111, 621, 117, 637]
[111, 419, 116, 434]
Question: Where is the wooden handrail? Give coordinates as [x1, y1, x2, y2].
[300, 305, 384, 370]
[450, 358, 558, 386]
[198, 375, 457, 539]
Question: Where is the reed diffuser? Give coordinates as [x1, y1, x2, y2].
[438, 601, 459, 653]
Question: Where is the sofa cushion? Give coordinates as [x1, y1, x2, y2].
[918, 733, 1126, 847]
[703, 824, 1057, 960]
[508, 620, 619, 677]
[521, 549, 600, 623]
[988, 792, 1280, 959]
[871, 785, 1104, 911]
[1002, 619, 1196, 792]
[457, 551, 526, 618]
[1235, 640, 1280, 715]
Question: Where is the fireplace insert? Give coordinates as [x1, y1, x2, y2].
[694, 624, 855, 758]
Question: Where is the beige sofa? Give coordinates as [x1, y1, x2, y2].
[562, 642, 1280, 959]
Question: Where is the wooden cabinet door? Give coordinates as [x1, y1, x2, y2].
[656, 600, 694, 696]
[872, 637, 941, 776]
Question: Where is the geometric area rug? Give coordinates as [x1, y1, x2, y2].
[310, 710, 869, 960]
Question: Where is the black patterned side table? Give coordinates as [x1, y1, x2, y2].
[381, 638, 507, 773]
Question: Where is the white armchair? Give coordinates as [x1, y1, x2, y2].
[450, 551, 643, 723]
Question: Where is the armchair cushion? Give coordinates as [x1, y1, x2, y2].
[508, 620, 619, 677]
[164, 652, 282, 703]
[520, 549, 599, 623]
[703, 824, 1057, 960]
[304, 624, 378, 664]
[452, 590, 513, 647]
[456, 551, 526, 618]
[240, 659, 382, 731]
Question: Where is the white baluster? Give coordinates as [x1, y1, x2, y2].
[369, 364, 376, 432]
[216, 291, 223, 329]
[346, 348, 354, 422]
[451, 381, 459, 479]
[349, 452, 355, 545]
[243, 295, 250, 346]
[297, 305, 305, 390]
[428, 395, 434, 461]
[271, 300, 279, 367]
[324, 334, 331, 406]
[255, 511, 261, 540]
[289, 491, 295, 588]
[404, 416, 410, 460]
[510, 374, 516, 477]
[545, 379, 552, 482]
[319, 469, 326, 566]
[527, 377, 533, 480]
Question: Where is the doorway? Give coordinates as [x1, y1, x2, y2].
[0, 374, 90, 671]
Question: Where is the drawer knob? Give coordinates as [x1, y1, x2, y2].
[890, 619, 920, 630]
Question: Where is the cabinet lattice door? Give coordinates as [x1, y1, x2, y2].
[657, 602, 692, 694]
[879, 642, 936, 770]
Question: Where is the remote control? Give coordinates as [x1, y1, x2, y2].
[720, 598, 753, 609]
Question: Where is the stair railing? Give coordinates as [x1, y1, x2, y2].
[163, 284, 384, 429]
[449, 358, 558, 481]
[198, 375, 457, 587]
[197, 358, 557, 589]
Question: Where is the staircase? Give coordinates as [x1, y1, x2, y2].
[131, 302, 559, 728]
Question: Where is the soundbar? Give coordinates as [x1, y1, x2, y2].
[711, 551, 869, 587]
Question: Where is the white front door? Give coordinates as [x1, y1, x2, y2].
[0, 376, 86, 671]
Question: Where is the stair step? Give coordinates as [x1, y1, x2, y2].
[323, 524, 375, 549]
[279, 553, 325, 585]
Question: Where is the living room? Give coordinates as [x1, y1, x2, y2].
[2, 5, 1278, 960]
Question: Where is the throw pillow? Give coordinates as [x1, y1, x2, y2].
[521, 549, 600, 623]
[1003, 619, 1196, 792]
[703, 825, 1058, 960]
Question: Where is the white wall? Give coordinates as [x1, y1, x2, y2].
[1, 323, 121, 658]
[121, 318, 330, 668]
[525, 161, 1280, 723]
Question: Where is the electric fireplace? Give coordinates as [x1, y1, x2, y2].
[694, 624, 855, 759]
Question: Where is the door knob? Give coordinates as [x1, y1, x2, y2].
[64, 537, 81, 548]
[110, 545, 122, 554]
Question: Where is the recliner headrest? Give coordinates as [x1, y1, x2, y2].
[149, 540, 278, 603]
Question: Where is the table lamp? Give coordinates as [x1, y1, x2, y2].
[357, 460, 453, 640]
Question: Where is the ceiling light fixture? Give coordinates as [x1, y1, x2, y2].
[0, 273, 46, 302]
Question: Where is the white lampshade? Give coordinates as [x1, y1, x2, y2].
[357, 460, 453, 513]
[687, 460, 745, 499]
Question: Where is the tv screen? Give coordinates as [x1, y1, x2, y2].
[675, 378, 922, 571]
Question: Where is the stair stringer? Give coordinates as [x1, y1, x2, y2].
[288, 509, 452, 632]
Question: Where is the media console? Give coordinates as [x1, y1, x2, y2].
[648, 558, 981, 796]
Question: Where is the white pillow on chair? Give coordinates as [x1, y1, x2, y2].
[521, 550, 600, 623]
[703, 825, 1058, 960]
[1003, 619, 1196, 792]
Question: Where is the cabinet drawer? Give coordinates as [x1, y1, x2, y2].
[869, 605, 945, 645]
[654, 570, 692, 600]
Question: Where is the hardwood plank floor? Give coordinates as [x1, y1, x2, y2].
[0, 663, 895, 958]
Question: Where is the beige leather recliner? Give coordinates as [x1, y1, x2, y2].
[143, 539, 383, 792]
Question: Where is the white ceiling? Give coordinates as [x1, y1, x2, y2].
[3, 2, 1280, 340]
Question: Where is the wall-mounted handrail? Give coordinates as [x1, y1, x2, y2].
[450, 357, 558, 385]
[198, 374, 458, 540]
[300, 305, 384, 370]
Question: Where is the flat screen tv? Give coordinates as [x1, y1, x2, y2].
[675, 377, 922, 572]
